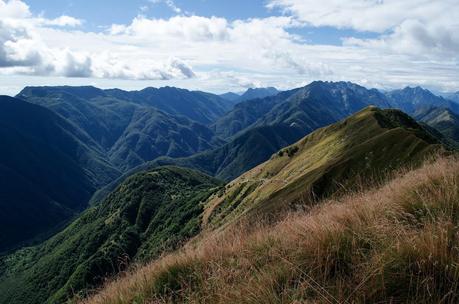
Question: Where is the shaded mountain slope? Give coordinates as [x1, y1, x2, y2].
[108, 107, 224, 171]
[212, 89, 300, 139]
[17, 86, 136, 150]
[414, 106, 459, 144]
[0, 167, 220, 304]
[0, 96, 120, 252]
[17, 86, 226, 172]
[152, 125, 303, 181]
[204, 107, 442, 228]
[386, 86, 459, 115]
[89, 125, 303, 206]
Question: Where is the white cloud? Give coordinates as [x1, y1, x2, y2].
[0, 0, 196, 80]
[41, 15, 83, 27]
[0, 0, 30, 19]
[344, 19, 459, 59]
[268, 0, 459, 59]
[267, 0, 458, 33]
[0, 0, 458, 93]
[110, 15, 230, 41]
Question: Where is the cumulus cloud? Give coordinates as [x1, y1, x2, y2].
[41, 16, 83, 27]
[268, 0, 459, 59]
[0, 0, 196, 80]
[267, 0, 458, 33]
[0, 0, 30, 19]
[0, 0, 458, 92]
[110, 15, 230, 41]
[344, 19, 459, 59]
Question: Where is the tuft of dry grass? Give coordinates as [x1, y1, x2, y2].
[81, 156, 459, 304]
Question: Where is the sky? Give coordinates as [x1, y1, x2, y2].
[0, 0, 458, 95]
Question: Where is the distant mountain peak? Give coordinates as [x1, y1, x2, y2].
[19, 85, 107, 100]
[237, 87, 279, 102]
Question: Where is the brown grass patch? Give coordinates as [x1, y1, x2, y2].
[80, 156, 459, 304]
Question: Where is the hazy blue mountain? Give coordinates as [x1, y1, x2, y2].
[386, 86, 459, 115]
[0, 96, 120, 252]
[444, 91, 459, 103]
[414, 106, 459, 144]
[219, 87, 279, 105]
[104, 86, 232, 125]
[238, 87, 279, 102]
[219, 92, 241, 102]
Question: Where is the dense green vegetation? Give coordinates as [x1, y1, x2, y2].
[0, 96, 120, 252]
[90, 125, 304, 206]
[0, 167, 220, 304]
[17, 86, 228, 171]
[152, 125, 304, 181]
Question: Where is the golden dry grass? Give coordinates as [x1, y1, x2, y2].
[80, 156, 459, 304]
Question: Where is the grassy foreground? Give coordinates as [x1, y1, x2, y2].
[81, 155, 459, 304]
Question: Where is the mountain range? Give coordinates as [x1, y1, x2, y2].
[0, 106, 444, 304]
[1, 81, 459, 304]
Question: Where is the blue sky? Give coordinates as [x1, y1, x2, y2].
[25, 0, 273, 26]
[24, 0, 378, 45]
[0, 0, 458, 94]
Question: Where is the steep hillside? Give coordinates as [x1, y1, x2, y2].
[108, 107, 224, 171]
[82, 156, 459, 304]
[386, 86, 459, 115]
[17, 86, 226, 172]
[204, 107, 442, 228]
[414, 106, 459, 144]
[0, 167, 220, 304]
[0, 96, 120, 252]
[90, 125, 303, 206]
[17, 86, 137, 149]
[152, 125, 303, 181]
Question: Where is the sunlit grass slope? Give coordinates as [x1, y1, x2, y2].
[203, 106, 442, 228]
